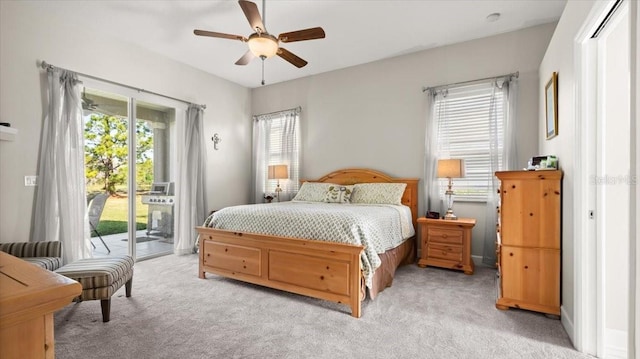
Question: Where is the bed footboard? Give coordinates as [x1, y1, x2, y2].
[197, 226, 365, 318]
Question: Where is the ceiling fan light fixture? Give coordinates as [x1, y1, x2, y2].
[247, 33, 279, 58]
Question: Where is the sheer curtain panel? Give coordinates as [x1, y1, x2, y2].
[424, 90, 446, 214]
[482, 79, 518, 265]
[174, 105, 208, 255]
[32, 68, 91, 264]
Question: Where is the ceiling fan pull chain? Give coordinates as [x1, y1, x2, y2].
[261, 57, 266, 86]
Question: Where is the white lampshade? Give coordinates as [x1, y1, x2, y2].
[248, 34, 279, 58]
[268, 164, 288, 180]
[437, 159, 465, 179]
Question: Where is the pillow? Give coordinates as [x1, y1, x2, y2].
[292, 182, 337, 202]
[350, 183, 407, 205]
[323, 185, 354, 204]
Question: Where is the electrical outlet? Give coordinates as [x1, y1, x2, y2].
[24, 175, 37, 186]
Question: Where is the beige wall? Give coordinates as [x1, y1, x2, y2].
[251, 23, 556, 261]
[539, 0, 597, 344]
[0, 2, 253, 243]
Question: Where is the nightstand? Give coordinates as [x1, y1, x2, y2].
[417, 217, 476, 274]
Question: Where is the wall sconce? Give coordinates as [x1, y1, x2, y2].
[212, 133, 221, 150]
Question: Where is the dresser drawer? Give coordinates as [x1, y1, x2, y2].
[427, 227, 463, 245]
[427, 243, 462, 262]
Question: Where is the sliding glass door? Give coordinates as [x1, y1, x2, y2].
[82, 79, 183, 260]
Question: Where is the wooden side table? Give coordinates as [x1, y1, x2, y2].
[417, 217, 476, 274]
[0, 252, 81, 358]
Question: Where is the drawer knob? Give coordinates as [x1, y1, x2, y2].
[524, 265, 529, 269]
[509, 253, 514, 256]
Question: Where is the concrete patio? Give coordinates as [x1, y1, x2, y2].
[91, 229, 173, 260]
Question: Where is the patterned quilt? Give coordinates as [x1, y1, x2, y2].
[203, 201, 415, 288]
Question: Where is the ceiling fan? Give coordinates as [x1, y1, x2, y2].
[82, 88, 99, 112]
[81, 89, 118, 117]
[194, 0, 325, 70]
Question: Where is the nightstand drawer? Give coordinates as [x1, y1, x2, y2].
[427, 228, 463, 245]
[427, 243, 462, 262]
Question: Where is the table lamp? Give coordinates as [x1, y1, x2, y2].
[268, 164, 288, 202]
[437, 159, 465, 220]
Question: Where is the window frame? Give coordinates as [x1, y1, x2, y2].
[433, 82, 506, 202]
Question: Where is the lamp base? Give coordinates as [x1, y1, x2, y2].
[275, 184, 282, 202]
[444, 209, 458, 220]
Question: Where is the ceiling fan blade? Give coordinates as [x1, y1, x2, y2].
[235, 50, 255, 66]
[277, 47, 308, 68]
[194, 29, 246, 42]
[238, 0, 265, 33]
[278, 27, 326, 43]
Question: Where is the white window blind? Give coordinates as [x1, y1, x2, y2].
[263, 113, 300, 195]
[435, 83, 504, 201]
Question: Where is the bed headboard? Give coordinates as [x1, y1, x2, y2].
[303, 168, 420, 231]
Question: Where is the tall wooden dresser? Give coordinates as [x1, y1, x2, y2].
[495, 170, 562, 315]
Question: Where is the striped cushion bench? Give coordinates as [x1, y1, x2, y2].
[55, 255, 134, 322]
[0, 241, 62, 271]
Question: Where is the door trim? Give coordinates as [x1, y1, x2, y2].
[573, 0, 621, 355]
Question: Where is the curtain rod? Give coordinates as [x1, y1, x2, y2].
[253, 106, 301, 120]
[422, 71, 519, 93]
[40, 61, 206, 109]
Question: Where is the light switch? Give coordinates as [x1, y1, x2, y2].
[24, 175, 37, 186]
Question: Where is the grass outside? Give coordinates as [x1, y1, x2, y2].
[93, 194, 147, 236]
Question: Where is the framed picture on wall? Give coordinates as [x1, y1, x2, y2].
[545, 72, 558, 140]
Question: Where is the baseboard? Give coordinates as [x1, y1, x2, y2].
[604, 328, 628, 359]
[472, 255, 488, 266]
[561, 305, 576, 348]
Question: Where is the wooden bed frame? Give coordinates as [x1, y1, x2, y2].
[197, 168, 419, 317]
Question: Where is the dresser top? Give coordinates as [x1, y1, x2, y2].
[495, 170, 563, 180]
[418, 217, 476, 226]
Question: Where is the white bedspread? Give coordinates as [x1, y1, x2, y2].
[203, 201, 415, 288]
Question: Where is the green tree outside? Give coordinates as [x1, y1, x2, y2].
[84, 114, 153, 195]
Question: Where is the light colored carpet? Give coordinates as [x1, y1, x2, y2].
[54, 254, 593, 359]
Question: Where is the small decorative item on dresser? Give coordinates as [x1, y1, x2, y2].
[417, 217, 476, 274]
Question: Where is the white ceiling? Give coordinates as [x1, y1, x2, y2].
[39, 0, 566, 88]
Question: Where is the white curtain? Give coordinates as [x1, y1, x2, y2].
[482, 79, 518, 265]
[174, 105, 208, 255]
[32, 68, 91, 264]
[252, 108, 300, 203]
[424, 89, 447, 214]
[252, 118, 271, 204]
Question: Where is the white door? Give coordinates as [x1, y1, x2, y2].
[594, 1, 631, 357]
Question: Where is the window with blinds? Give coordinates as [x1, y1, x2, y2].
[435, 82, 504, 201]
[264, 115, 300, 194]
